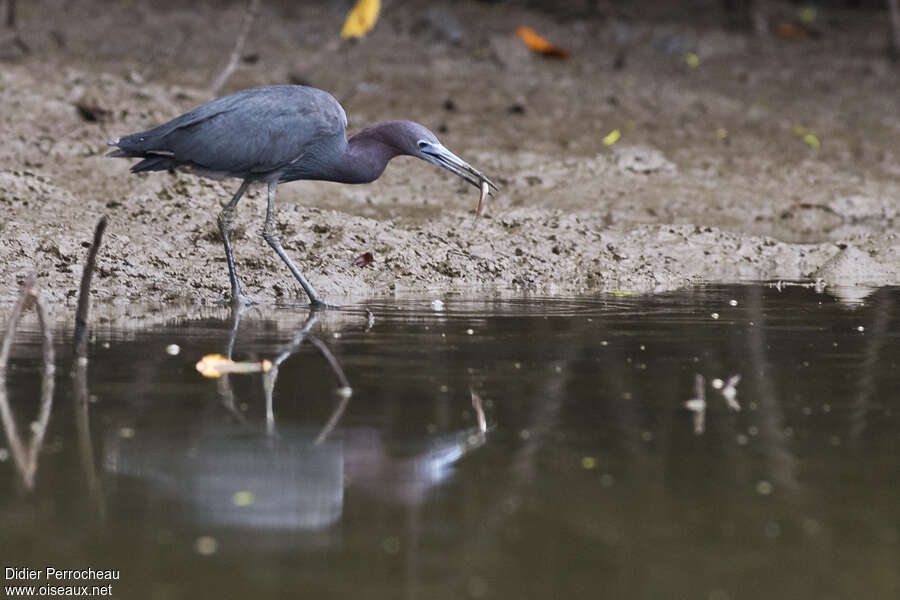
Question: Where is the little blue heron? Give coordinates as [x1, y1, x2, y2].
[108, 85, 497, 307]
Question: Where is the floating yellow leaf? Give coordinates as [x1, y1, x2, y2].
[195, 354, 272, 379]
[716, 128, 728, 139]
[602, 129, 621, 146]
[515, 26, 570, 59]
[685, 53, 700, 67]
[607, 291, 635, 296]
[341, 0, 380, 39]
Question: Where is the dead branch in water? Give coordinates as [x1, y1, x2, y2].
[209, 0, 261, 95]
[0, 276, 55, 491]
[74, 216, 108, 360]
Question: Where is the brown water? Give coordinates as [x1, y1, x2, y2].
[1, 285, 898, 599]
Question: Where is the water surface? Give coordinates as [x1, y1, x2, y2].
[1, 285, 898, 599]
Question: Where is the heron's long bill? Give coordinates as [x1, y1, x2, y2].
[420, 142, 499, 192]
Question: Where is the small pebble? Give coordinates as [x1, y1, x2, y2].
[430, 299, 444, 311]
[0, 448, 8, 462]
[466, 328, 474, 335]
[711, 313, 720, 320]
[711, 378, 724, 389]
[729, 299, 738, 306]
[118, 427, 135, 439]
[857, 326, 865, 332]
[165, 344, 180, 356]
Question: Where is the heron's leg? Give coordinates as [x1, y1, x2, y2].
[261, 181, 327, 306]
[217, 180, 252, 306]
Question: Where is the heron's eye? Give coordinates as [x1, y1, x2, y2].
[417, 140, 429, 149]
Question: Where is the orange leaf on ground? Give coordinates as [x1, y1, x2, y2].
[516, 26, 570, 59]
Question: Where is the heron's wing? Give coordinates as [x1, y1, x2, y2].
[117, 86, 348, 176]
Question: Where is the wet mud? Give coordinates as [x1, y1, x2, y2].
[1, 1, 898, 315]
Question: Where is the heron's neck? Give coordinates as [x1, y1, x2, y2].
[331, 125, 404, 184]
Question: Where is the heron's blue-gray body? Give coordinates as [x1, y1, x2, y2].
[108, 85, 497, 306]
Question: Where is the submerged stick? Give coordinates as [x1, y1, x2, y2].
[74, 216, 108, 360]
[209, 0, 261, 95]
[0, 275, 35, 374]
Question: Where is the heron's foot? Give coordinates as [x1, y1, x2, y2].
[229, 292, 255, 308]
[308, 298, 341, 311]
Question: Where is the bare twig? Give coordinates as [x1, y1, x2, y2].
[73, 361, 106, 517]
[3, 0, 29, 54]
[209, 0, 261, 95]
[684, 374, 706, 435]
[0, 275, 35, 374]
[889, 0, 900, 57]
[74, 216, 108, 360]
[0, 277, 55, 491]
[470, 388, 487, 433]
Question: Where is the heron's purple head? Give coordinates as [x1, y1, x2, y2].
[379, 121, 498, 192]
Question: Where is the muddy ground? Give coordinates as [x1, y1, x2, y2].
[1, 1, 898, 318]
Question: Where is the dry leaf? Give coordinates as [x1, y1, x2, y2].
[515, 26, 570, 59]
[353, 252, 374, 267]
[341, 0, 381, 39]
[195, 354, 272, 378]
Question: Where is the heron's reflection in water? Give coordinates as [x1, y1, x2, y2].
[102, 307, 487, 535]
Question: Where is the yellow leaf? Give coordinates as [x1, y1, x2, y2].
[195, 354, 272, 378]
[803, 133, 820, 149]
[341, 0, 380, 39]
[602, 129, 621, 146]
[716, 128, 728, 139]
[685, 53, 700, 68]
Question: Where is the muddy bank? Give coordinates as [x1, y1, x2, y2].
[1, 1, 898, 317]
